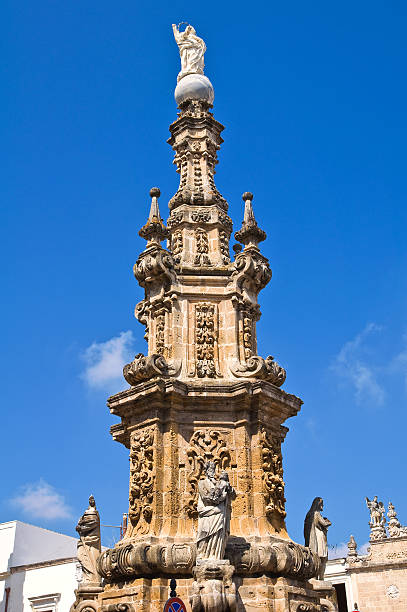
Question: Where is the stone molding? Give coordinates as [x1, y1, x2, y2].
[98, 536, 319, 582]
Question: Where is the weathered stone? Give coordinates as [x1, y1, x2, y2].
[83, 22, 338, 612]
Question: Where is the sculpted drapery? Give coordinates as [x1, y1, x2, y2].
[76, 495, 101, 586]
[197, 463, 233, 561]
[304, 497, 331, 580]
[172, 23, 206, 81]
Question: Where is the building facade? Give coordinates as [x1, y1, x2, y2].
[0, 521, 79, 612]
[324, 499, 407, 611]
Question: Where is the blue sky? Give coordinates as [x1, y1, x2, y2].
[2, 1, 407, 555]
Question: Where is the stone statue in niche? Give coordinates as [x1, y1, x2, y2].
[75, 495, 101, 586]
[172, 23, 206, 81]
[304, 497, 331, 580]
[197, 462, 234, 560]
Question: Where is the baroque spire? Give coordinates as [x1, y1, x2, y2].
[235, 192, 267, 248]
[88, 25, 329, 612]
[139, 187, 168, 245]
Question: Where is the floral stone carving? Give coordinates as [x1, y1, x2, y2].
[127, 429, 155, 536]
[194, 303, 220, 378]
[260, 427, 286, 519]
[195, 228, 211, 265]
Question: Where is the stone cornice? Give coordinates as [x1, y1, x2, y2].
[108, 378, 302, 409]
[10, 557, 77, 573]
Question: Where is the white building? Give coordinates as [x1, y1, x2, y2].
[0, 521, 79, 612]
[324, 558, 355, 612]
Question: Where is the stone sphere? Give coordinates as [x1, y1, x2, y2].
[174, 74, 214, 106]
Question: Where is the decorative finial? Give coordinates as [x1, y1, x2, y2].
[234, 192, 266, 248]
[172, 23, 214, 106]
[139, 187, 168, 245]
[347, 534, 358, 558]
[387, 501, 407, 538]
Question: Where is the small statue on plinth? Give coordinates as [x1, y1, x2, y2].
[191, 462, 236, 612]
[304, 497, 332, 580]
[347, 534, 358, 561]
[76, 495, 101, 587]
[365, 495, 387, 540]
[387, 501, 407, 538]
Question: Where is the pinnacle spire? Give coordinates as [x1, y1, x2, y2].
[234, 192, 266, 248]
[139, 188, 169, 245]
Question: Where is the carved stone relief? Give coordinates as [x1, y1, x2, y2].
[194, 303, 220, 378]
[127, 428, 155, 536]
[155, 309, 166, 355]
[171, 229, 183, 263]
[167, 211, 184, 229]
[135, 300, 149, 341]
[195, 228, 211, 266]
[242, 313, 254, 359]
[184, 430, 231, 518]
[219, 229, 230, 264]
[192, 211, 211, 223]
[218, 212, 233, 233]
[259, 427, 286, 519]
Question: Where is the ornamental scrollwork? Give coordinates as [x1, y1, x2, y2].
[127, 429, 155, 536]
[230, 355, 286, 387]
[123, 353, 169, 385]
[184, 430, 231, 518]
[259, 426, 286, 519]
[133, 245, 175, 295]
[232, 249, 272, 301]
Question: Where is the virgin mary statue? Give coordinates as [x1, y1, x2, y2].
[172, 23, 206, 81]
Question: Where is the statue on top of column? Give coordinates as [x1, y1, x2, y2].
[172, 23, 206, 81]
[196, 462, 234, 560]
[75, 495, 101, 586]
[304, 497, 332, 580]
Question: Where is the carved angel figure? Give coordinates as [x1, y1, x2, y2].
[196, 462, 234, 560]
[304, 497, 332, 580]
[75, 495, 101, 586]
[172, 23, 206, 81]
[365, 496, 386, 527]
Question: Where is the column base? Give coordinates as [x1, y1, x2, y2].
[97, 574, 338, 612]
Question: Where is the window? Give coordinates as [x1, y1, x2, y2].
[28, 593, 61, 612]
